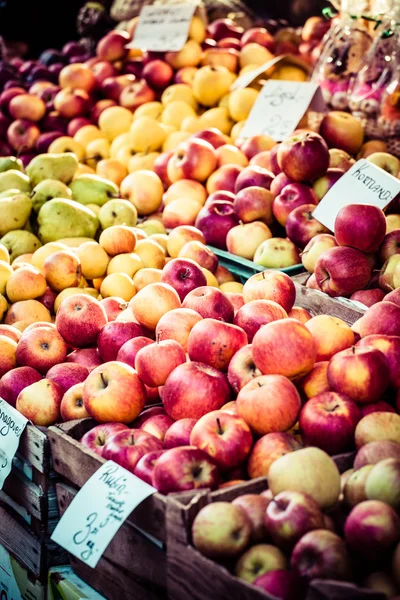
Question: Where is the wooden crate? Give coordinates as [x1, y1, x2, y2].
[166, 484, 386, 600]
[0, 424, 67, 581]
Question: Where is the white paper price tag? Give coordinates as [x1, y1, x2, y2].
[230, 55, 287, 91]
[240, 80, 326, 141]
[313, 159, 400, 231]
[51, 461, 156, 568]
[128, 2, 197, 52]
[0, 398, 28, 490]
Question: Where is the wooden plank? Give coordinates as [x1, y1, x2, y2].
[17, 425, 49, 473]
[2, 468, 44, 521]
[56, 483, 168, 589]
[0, 501, 42, 578]
[293, 281, 365, 326]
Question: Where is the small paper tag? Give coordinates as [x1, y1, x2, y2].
[0, 398, 28, 489]
[230, 55, 288, 91]
[51, 461, 156, 568]
[240, 80, 326, 141]
[128, 2, 197, 52]
[313, 159, 400, 231]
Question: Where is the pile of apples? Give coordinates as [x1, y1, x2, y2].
[191, 440, 400, 599]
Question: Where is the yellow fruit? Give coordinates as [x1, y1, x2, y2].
[240, 44, 273, 68]
[100, 273, 136, 301]
[134, 238, 165, 269]
[137, 220, 166, 236]
[189, 16, 206, 43]
[0, 294, 8, 320]
[180, 116, 202, 133]
[220, 281, 244, 293]
[107, 253, 143, 278]
[85, 138, 110, 169]
[199, 107, 233, 134]
[201, 268, 219, 287]
[110, 133, 133, 158]
[99, 106, 134, 140]
[48, 137, 85, 161]
[74, 241, 110, 279]
[0, 261, 14, 295]
[128, 152, 159, 173]
[162, 131, 191, 152]
[161, 84, 198, 110]
[133, 268, 162, 291]
[31, 242, 69, 271]
[150, 233, 168, 252]
[130, 117, 166, 152]
[0, 244, 10, 264]
[74, 125, 106, 148]
[161, 101, 196, 130]
[134, 101, 164, 121]
[228, 88, 259, 122]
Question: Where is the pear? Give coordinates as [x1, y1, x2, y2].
[137, 219, 166, 236]
[31, 179, 73, 212]
[37, 199, 99, 244]
[0, 170, 31, 194]
[0, 157, 23, 173]
[98, 199, 137, 229]
[69, 174, 119, 206]
[0, 193, 32, 236]
[0, 189, 21, 198]
[57, 237, 96, 247]
[26, 153, 79, 186]
[0, 230, 41, 262]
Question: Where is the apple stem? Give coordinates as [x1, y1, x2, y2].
[319, 276, 330, 283]
[157, 333, 161, 344]
[100, 372, 107, 388]
[262, 272, 265, 279]
[216, 417, 223, 435]
[352, 346, 356, 354]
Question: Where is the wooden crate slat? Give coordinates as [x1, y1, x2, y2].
[17, 425, 50, 474]
[0, 501, 42, 578]
[2, 468, 44, 521]
[56, 483, 167, 589]
[293, 281, 365, 326]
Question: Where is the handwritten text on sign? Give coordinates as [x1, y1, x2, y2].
[129, 3, 196, 52]
[0, 398, 28, 489]
[240, 80, 325, 141]
[51, 461, 156, 568]
[313, 159, 400, 231]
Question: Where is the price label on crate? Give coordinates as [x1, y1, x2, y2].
[0, 398, 28, 490]
[128, 2, 197, 52]
[313, 159, 400, 231]
[240, 80, 326, 141]
[51, 461, 156, 568]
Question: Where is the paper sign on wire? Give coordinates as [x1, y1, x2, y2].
[128, 2, 197, 52]
[0, 398, 28, 489]
[313, 159, 400, 231]
[51, 461, 157, 568]
[240, 80, 326, 141]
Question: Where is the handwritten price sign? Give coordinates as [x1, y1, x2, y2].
[240, 80, 326, 141]
[128, 3, 197, 52]
[51, 461, 156, 568]
[0, 398, 28, 489]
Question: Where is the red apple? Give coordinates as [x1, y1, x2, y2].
[68, 116, 91, 137]
[182, 286, 234, 322]
[101, 74, 136, 101]
[350, 288, 385, 307]
[143, 60, 174, 90]
[66, 347, 102, 372]
[155, 308, 202, 353]
[239, 135, 276, 161]
[135, 338, 186, 387]
[380, 229, 400, 263]
[237, 374, 301, 436]
[96, 321, 147, 363]
[54, 88, 90, 119]
[360, 401, 395, 417]
[247, 432, 302, 478]
[9, 94, 46, 122]
[0, 366, 42, 407]
[354, 440, 400, 469]
[243, 271, 296, 313]
[296, 361, 330, 400]
[233, 186, 274, 225]
[116, 336, 152, 368]
[327, 346, 390, 404]
[161, 258, 207, 301]
[278, 132, 329, 182]
[195, 200, 239, 249]
[162, 361, 231, 420]
[241, 27, 274, 50]
[119, 80, 156, 111]
[16, 379, 63, 426]
[46, 362, 88, 393]
[190, 410, 252, 470]
[299, 392, 361, 454]
[320, 111, 364, 155]
[334, 204, 386, 253]
[291, 530, 351, 581]
[254, 570, 304, 600]
[232, 494, 271, 543]
[0, 87, 25, 115]
[168, 138, 217, 183]
[102, 428, 163, 472]
[139, 413, 174, 441]
[35, 131, 64, 154]
[100, 297, 128, 322]
[273, 183, 318, 227]
[7, 118, 40, 151]
[225, 292, 245, 314]
[187, 318, 247, 371]
[60, 382, 89, 421]
[192, 128, 228, 149]
[315, 246, 372, 297]
[234, 300, 287, 342]
[286, 204, 329, 249]
[356, 334, 400, 388]
[312, 168, 344, 201]
[164, 418, 197, 449]
[227, 344, 262, 393]
[16, 327, 68, 374]
[265, 490, 325, 550]
[235, 165, 274, 193]
[96, 30, 130, 62]
[207, 18, 244, 41]
[357, 301, 400, 338]
[152, 446, 219, 494]
[133, 450, 166, 485]
[206, 165, 243, 194]
[56, 294, 108, 348]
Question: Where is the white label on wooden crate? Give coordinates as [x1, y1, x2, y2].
[240, 80, 326, 141]
[313, 159, 400, 231]
[51, 461, 157, 568]
[230, 55, 287, 91]
[0, 398, 28, 490]
[128, 2, 197, 52]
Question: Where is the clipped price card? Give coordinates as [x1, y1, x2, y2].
[240, 80, 326, 141]
[313, 159, 400, 231]
[51, 461, 156, 568]
[0, 398, 28, 489]
[129, 2, 197, 52]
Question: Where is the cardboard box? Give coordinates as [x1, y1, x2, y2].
[0, 544, 45, 600]
[47, 566, 105, 600]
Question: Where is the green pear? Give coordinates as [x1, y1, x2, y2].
[98, 199, 138, 229]
[0, 193, 32, 236]
[0, 230, 41, 262]
[37, 198, 99, 244]
[0, 170, 31, 194]
[0, 189, 22, 198]
[26, 153, 79, 186]
[0, 157, 23, 173]
[70, 174, 119, 206]
[31, 179, 73, 212]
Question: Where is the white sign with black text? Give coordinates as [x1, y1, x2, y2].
[51, 461, 157, 568]
[313, 159, 400, 231]
[0, 398, 28, 489]
[128, 2, 197, 52]
[240, 80, 326, 141]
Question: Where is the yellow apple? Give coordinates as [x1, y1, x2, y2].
[0, 260, 17, 294]
[240, 44, 273, 68]
[199, 107, 233, 134]
[228, 88, 259, 122]
[133, 268, 162, 291]
[110, 132, 133, 157]
[136, 220, 166, 236]
[161, 84, 198, 110]
[216, 144, 248, 167]
[31, 242, 69, 271]
[193, 66, 235, 107]
[161, 101, 197, 130]
[48, 137, 85, 161]
[226, 222, 272, 260]
[201, 267, 219, 287]
[5, 299, 51, 327]
[99, 225, 137, 256]
[6, 266, 47, 302]
[0, 244, 10, 263]
[133, 101, 163, 121]
[164, 179, 207, 206]
[128, 152, 159, 173]
[85, 138, 110, 169]
[162, 198, 202, 229]
[151, 233, 168, 252]
[180, 116, 203, 133]
[120, 170, 164, 216]
[74, 124, 106, 148]
[74, 241, 110, 279]
[43, 250, 82, 292]
[100, 273, 136, 301]
[386, 214, 400, 233]
[134, 238, 165, 269]
[98, 106, 133, 140]
[165, 40, 202, 70]
[162, 131, 192, 152]
[106, 253, 143, 278]
[220, 281, 244, 293]
[130, 116, 166, 152]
